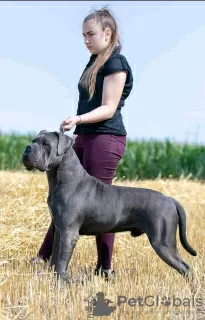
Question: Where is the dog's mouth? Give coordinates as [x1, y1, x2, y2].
[24, 164, 34, 171]
[22, 154, 38, 170]
[23, 158, 47, 172]
[22, 149, 47, 172]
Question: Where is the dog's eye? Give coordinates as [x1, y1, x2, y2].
[42, 141, 49, 147]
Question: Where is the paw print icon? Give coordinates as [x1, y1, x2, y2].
[161, 296, 171, 307]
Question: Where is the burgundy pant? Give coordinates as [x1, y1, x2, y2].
[38, 133, 126, 270]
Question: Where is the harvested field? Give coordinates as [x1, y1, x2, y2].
[0, 171, 204, 319]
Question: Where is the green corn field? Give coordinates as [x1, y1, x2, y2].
[0, 133, 205, 180]
[116, 139, 205, 180]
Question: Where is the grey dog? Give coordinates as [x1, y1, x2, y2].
[22, 130, 197, 282]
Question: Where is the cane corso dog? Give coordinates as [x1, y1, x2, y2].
[22, 130, 197, 282]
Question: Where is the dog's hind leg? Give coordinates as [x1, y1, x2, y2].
[151, 243, 190, 276]
[175, 249, 195, 283]
[147, 219, 191, 277]
[176, 253, 191, 270]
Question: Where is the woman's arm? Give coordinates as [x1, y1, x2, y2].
[61, 71, 127, 131]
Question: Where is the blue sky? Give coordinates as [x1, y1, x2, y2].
[0, 1, 204, 144]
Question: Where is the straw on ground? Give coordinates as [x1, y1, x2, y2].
[0, 171, 204, 319]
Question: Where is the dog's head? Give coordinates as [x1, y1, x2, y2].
[22, 130, 73, 172]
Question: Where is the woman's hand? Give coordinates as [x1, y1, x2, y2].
[60, 116, 81, 132]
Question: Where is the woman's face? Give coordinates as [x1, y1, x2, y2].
[82, 19, 111, 54]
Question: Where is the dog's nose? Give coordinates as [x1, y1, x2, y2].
[25, 145, 31, 153]
[23, 146, 32, 162]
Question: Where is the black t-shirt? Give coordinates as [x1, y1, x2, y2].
[74, 46, 133, 136]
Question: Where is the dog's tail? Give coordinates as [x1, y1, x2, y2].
[170, 197, 197, 256]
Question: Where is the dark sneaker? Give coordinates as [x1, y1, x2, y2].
[103, 270, 116, 282]
[30, 256, 47, 264]
[94, 267, 102, 276]
[94, 268, 116, 282]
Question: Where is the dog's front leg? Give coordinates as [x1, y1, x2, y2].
[49, 222, 60, 271]
[55, 227, 79, 282]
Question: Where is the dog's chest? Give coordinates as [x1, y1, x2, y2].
[47, 186, 73, 217]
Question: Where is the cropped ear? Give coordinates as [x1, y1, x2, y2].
[38, 130, 48, 135]
[54, 132, 74, 156]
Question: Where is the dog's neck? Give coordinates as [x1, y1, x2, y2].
[55, 148, 86, 185]
[46, 147, 104, 190]
[46, 167, 58, 195]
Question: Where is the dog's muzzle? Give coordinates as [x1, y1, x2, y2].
[22, 144, 48, 172]
[22, 145, 34, 170]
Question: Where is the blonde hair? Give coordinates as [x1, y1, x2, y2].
[80, 7, 122, 99]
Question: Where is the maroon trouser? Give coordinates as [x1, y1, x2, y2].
[38, 133, 126, 270]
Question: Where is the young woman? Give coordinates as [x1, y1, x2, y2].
[32, 7, 133, 281]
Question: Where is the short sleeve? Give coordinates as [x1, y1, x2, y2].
[103, 56, 128, 77]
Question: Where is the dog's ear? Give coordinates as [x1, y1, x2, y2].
[37, 130, 48, 136]
[39, 130, 48, 134]
[55, 132, 74, 156]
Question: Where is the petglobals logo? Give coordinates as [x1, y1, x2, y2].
[84, 292, 204, 318]
[117, 295, 203, 308]
[85, 291, 117, 318]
